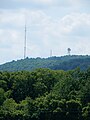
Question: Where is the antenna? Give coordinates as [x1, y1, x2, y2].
[50, 49, 52, 57]
[67, 48, 71, 56]
[24, 21, 27, 59]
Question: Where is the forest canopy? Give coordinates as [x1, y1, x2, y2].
[0, 68, 90, 120]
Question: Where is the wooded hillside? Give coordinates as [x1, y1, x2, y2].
[0, 55, 90, 71]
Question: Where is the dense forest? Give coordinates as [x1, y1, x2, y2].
[0, 68, 90, 120]
[0, 55, 90, 71]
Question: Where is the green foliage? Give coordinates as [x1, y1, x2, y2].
[82, 103, 90, 120]
[0, 88, 5, 105]
[66, 100, 82, 120]
[0, 80, 7, 91]
[0, 55, 90, 71]
[0, 68, 90, 120]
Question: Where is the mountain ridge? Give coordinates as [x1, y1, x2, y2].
[0, 55, 90, 71]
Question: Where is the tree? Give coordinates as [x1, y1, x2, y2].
[82, 103, 90, 120]
[1, 98, 17, 120]
[66, 100, 82, 120]
[0, 80, 7, 91]
[0, 88, 5, 105]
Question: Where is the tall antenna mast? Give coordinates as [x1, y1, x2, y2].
[24, 21, 27, 59]
[50, 49, 52, 57]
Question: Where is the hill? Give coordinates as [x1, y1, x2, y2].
[0, 55, 90, 71]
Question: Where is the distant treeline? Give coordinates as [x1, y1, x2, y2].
[0, 68, 90, 120]
[0, 55, 90, 71]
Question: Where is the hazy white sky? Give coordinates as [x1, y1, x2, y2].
[0, 0, 90, 64]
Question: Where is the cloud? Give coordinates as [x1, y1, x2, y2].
[0, 7, 90, 63]
[0, 0, 90, 11]
[12, 0, 55, 8]
[0, 9, 25, 27]
[14, 0, 54, 4]
[0, 0, 80, 10]
[25, 0, 53, 4]
[60, 13, 90, 36]
[0, 28, 24, 63]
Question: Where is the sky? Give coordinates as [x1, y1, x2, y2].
[0, 0, 90, 64]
